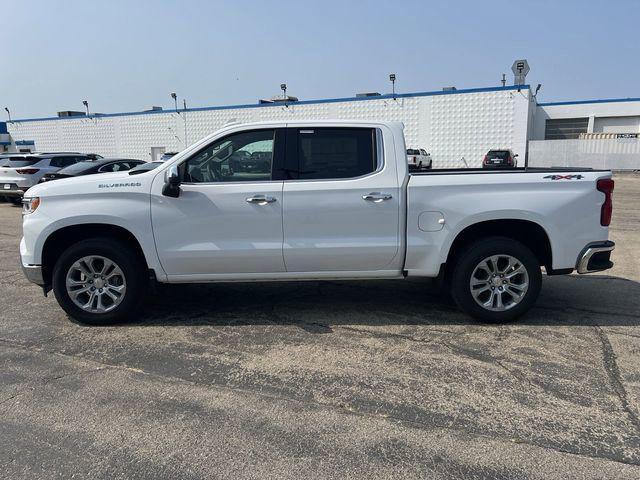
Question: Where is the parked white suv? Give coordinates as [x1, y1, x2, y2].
[20, 121, 615, 325]
[407, 148, 432, 169]
[0, 153, 99, 204]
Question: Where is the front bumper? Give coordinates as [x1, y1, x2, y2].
[576, 241, 615, 274]
[21, 260, 45, 286]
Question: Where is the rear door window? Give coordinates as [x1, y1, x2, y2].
[50, 156, 79, 168]
[98, 162, 120, 173]
[118, 161, 141, 170]
[294, 128, 377, 180]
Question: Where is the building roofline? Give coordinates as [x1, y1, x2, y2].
[538, 97, 640, 107]
[8, 85, 529, 123]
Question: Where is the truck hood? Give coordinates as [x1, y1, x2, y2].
[24, 170, 154, 198]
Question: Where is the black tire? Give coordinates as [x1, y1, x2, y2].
[450, 236, 541, 323]
[52, 238, 147, 325]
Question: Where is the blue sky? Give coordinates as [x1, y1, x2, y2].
[3, 0, 639, 118]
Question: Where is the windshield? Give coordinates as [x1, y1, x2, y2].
[57, 161, 97, 175]
[406, 149, 420, 155]
[487, 151, 510, 159]
[128, 162, 160, 173]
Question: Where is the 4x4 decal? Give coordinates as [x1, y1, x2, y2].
[543, 174, 584, 180]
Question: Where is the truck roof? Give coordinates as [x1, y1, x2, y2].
[220, 119, 405, 129]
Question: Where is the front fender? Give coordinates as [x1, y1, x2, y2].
[24, 203, 166, 282]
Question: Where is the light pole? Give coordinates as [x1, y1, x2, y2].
[4, 107, 11, 122]
[182, 99, 188, 146]
[82, 100, 89, 116]
[280, 83, 287, 99]
[389, 73, 396, 100]
[170, 93, 187, 148]
[534, 83, 542, 97]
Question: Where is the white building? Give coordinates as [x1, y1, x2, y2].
[3, 86, 639, 169]
[3, 86, 533, 169]
[528, 97, 640, 169]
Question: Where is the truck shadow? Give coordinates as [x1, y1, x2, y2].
[129, 274, 640, 330]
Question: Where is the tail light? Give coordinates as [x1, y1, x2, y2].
[413, 156, 417, 162]
[507, 156, 513, 166]
[16, 168, 39, 175]
[597, 178, 614, 226]
[483, 155, 489, 165]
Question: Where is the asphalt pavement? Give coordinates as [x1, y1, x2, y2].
[1, 174, 639, 479]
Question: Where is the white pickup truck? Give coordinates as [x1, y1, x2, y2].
[20, 120, 615, 324]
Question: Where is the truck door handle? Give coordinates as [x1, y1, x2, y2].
[246, 195, 277, 205]
[362, 192, 393, 203]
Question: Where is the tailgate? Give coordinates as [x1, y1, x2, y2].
[0, 168, 22, 182]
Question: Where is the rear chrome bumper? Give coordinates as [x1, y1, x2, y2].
[2, 190, 25, 197]
[576, 241, 615, 274]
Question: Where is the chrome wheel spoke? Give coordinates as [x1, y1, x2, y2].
[505, 286, 524, 303]
[473, 284, 492, 294]
[483, 291, 496, 308]
[83, 291, 96, 310]
[107, 283, 125, 293]
[100, 259, 114, 275]
[495, 291, 504, 309]
[76, 260, 93, 278]
[103, 288, 119, 302]
[70, 285, 92, 298]
[471, 278, 488, 288]
[95, 293, 105, 312]
[505, 264, 525, 279]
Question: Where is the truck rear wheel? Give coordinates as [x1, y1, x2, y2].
[450, 236, 541, 323]
[52, 238, 146, 325]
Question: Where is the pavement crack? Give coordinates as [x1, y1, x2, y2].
[338, 325, 540, 390]
[0, 392, 24, 407]
[0, 367, 104, 408]
[534, 304, 639, 320]
[594, 325, 640, 433]
[608, 331, 640, 341]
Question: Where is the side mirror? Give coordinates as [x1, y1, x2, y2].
[514, 154, 519, 157]
[162, 165, 181, 198]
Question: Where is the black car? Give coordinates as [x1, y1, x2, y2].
[39, 158, 145, 183]
[482, 149, 518, 169]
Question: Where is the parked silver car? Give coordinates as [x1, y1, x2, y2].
[0, 152, 100, 204]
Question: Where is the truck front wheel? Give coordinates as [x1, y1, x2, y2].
[52, 238, 146, 324]
[450, 237, 542, 323]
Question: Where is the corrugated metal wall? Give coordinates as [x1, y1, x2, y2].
[528, 138, 640, 170]
[7, 87, 531, 169]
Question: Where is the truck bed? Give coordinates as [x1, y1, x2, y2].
[404, 167, 612, 277]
